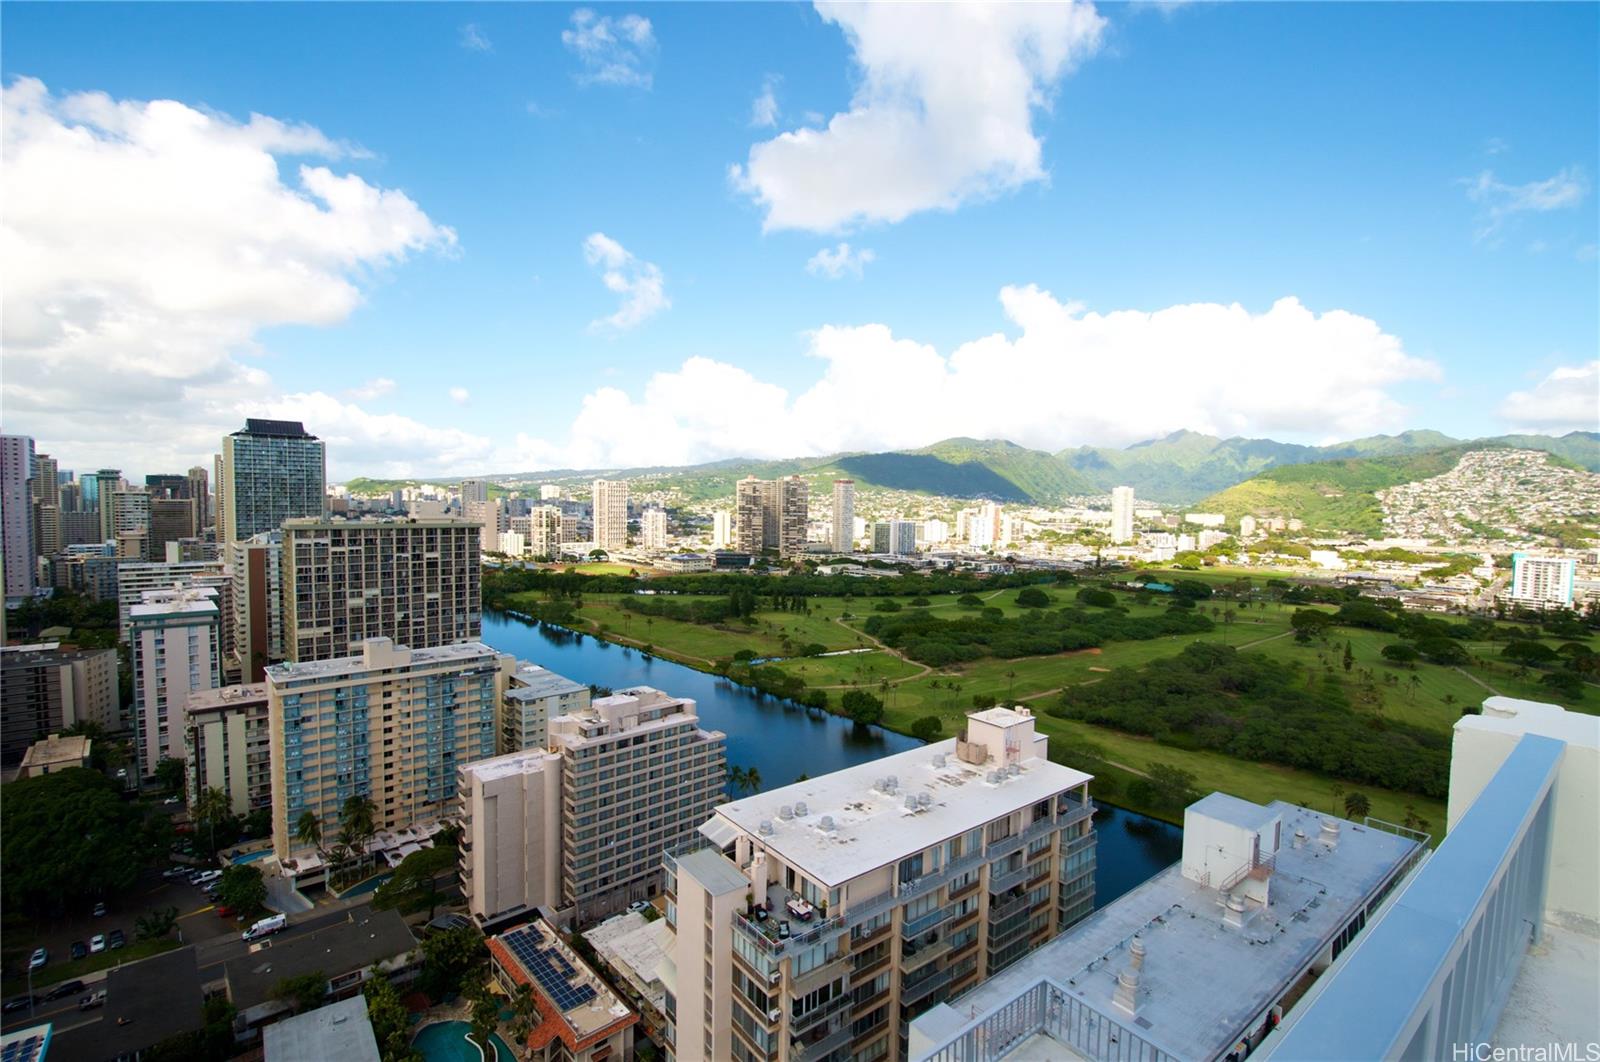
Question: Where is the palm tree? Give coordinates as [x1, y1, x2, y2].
[193, 786, 233, 856]
[509, 983, 538, 1047]
[295, 810, 324, 856]
[341, 795, 377, 855]
[744, 766, 762, 795]
[1330, 784, 1345, 816]
[1005, 669, 1018, 703]
[726, 765, 748, 797]
[1343, 792, 1371, 820]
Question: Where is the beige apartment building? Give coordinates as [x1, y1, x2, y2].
[734, 475, 809, 559]
[592, 480, 629, 552]
[130, 587, 223, 778]
[227, 532, 284, 683]
[185, 683, 272, 817]
[550, 687, 728, 924]
[458, 747, 564, 927]
[280, 516, 481, 662]
[663, 707, 1096, 1062]
[502, 663, 591, 754]
[266, 637, 515, 861]
[0, 642, 119, 764]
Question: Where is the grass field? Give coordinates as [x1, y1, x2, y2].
[505, 576, 1587, 837]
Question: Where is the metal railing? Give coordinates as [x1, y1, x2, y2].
[900, 965, 955, 1006]
[790, 1021, 854, 1062]
[734, 908, 846, 959]
[789, 991, 854, 1036]
[902, 905, 951, 938]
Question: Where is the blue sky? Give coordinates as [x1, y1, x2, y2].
[3, 1, 1595, 480]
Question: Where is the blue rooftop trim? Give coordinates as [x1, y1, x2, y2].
[1266, 734, 1564, 1061]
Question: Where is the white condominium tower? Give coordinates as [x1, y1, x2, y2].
[266, 637, 515, 860]
[592, 479, 629, 551]
[712, 510, 733, 550]
[130, 587, 222, 777]
[832, 479, 855, 552]
[641, 507, 669, 550]
[221, 419, 326, 546]
[1110, 485, 1135, 544]
[664, 707, 1096, 1062]
[280, 516, 481, 662]
[1509, 552, 1576, 608]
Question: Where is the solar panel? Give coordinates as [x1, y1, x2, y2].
[501, 927, 598, 1013]
[1, 1032, 47, 1062]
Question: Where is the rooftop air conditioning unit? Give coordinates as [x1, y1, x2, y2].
[759, 820, 774, 836]
[779, 805, 794, 820]
[794, 802, 809, 817]
[768, 1008, 781, 1023]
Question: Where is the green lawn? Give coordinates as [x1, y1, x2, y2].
[4, 938, 180, 992]
[767, 651, 924, 688]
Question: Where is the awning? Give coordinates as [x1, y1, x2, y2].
[697, 816, 740, 850]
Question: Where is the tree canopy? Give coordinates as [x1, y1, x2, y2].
[3, 768, 157, 916]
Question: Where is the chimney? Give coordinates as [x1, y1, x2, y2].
[1112, 937, 1145, 1015]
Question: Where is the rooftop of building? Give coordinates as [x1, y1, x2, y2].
[712, 732, 1091, 888]
[185, 683, 269, 712]
[20, 733, 91, 770]
[236, 418, 317, 439]
[47, 946, 203, 1062]
[459, 746, 562, 783]
[550, 686, 704, 740]
[489, 920, 636, 1050]
[262, 996, 380, 1062]
[918, 799, 1421, 1062]
[279, 514, 478, 529]
[223, 907, 415, 1009]
[1, 641, 115, 663]
[264, 638, 503, 683]
[585, 910, 673, 1014]
[1463, 695, 1600, 749]
[507, 664, 589, 700]
[676, 847, 751, 896]
[128, 590, 219, 619]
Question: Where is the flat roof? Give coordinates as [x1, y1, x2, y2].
[265, 640, 501, 682]
[676, 848, 750, 897]
[48, 946, 203, 1062]
[263, 996, 380, 1062]
[508, 666, 588, 700]
[186, 684, 269, 712]
[460, 747, 562, 783]
[1463, 697, 1600, 750]
[129, 596, 218, 618]
[712, 738, 1091, 887]
[931, 801, 1420, 1062]
[1187, 791, 1281, 833]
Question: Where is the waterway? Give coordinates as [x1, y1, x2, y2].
[482, 611, 1183, 906]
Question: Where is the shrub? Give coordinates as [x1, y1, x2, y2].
[1381, 644, 1420, 666]
[1075, 588, 1117, 609]
[911, 716, 943, 742]
[1016, 588, 1052, 609]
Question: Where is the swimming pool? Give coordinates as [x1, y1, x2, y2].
[412, 1020, 515, 1062]
[335, 872, 393, 898]
[229, 848, 273, 865]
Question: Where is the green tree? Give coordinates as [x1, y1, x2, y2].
[217, 864, 267, 915]
[373, 844, 458, 919]
[1342, 641, 1354, 672]
[136, 905, 180, 941]
[508, 982, 539, 1049]
[1381, 643, 1420, 666]
[154, 756, 186, 795]
[3, 768, 149, 916]
[911, 716, 943, 742]
[191, 785, 234, 856]
[295, 809, 324, 855]
[1015, 588, 1051, 609]
[467, 978, 500, 1053]
[364, 976, 423, 1062]
[419, 925, 487, 1000]
[840, 689, 885, 726]
[1502, 640, 1558, 667]
[272, 971, 328, 1013]
[1343, 791, 1371, 819]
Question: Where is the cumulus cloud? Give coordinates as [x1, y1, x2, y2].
[750, 76, 780, 128]
[583, 233, 669, 331]
[349, 377, 397, 400]
[1498, 362, 1600, 435]
[562, 9, 656, 89]
[495, 288, 1439, 471]
[449, 387, 471, 404]
[1464, 166, 1588, 240]
[459, 23, 492, 52]
[806, 242, 875, 279]
[0, 77, 465, 477]
[731, 2, 1106, 232]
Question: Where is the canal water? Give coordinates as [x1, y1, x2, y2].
[483, 611, 1183, 906]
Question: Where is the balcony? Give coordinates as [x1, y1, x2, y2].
[900, 905, 950, 938]
[790, 1020, 853, 1062]
[988, 861, 1031, 895]
[900, 934, 953, 971]
[899, 965, 954, 1006]
[789, 991, 853, 1036]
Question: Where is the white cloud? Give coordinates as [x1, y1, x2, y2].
[449, 387, 471, 404]
[805, 242, 875, 280]
[562, 9, 656, 89]
[1464, 166, 1588, 240]
[583, 233, 669, 331]
[750, 76, 780, 128]
[1484, 136, 1510, 156]
[1498, 361, 1600, 435]
[731, 2, 1106, 232]
[495, 288, 1440, 471]
[349, 377, 397, 400]
[459, 23, 492, 52]
[0, 77, 465, 478]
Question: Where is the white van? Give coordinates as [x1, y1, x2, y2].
[242, 914, 287, 942]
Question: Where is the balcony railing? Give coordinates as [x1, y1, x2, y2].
[901, 905, 951, 938]
[900, 965, 954, 1006]
[734, 909, 846, 959]
[789, 991, 854, 1036]
[790, 1021, 854, 1062]
[901, 934, 953, 971]
[988, 862, 1031, 895]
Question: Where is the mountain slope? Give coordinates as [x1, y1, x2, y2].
[1200, 449, 1471, 535]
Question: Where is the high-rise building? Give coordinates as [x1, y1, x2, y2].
[130, 587, 222, 777]
[592, 480, 629, 551]
[149, 497, 198, 562]
[33, 502, 61, 561]
[458, 748, 565, 927]
[460, 478, 494, 554]
[187, 465, 211, 526]
[539, 484, 562, 501]
[549, 687, 727, 923]
[0, 642, 120, 764]
[968, 502, 1002, 549]
[832, 480, 855, 552]
[267, 637, 515, 859]
[735, 476, 809, 558]
[221, 419, 326, 545]
[501, 663, 591, 754]
[1509, 553, 1576, 608]
[281, 516, 481, 662]
[92, 469, 123, 543]
[664, 707, 1094, 1062]
[712, 510, 733, 550]
[116, 559, 229, 639]
[641, 507, 668, 549]
[512, 505, 564, 559]
[875, 519, 917, 555]
[213, 453, 225, 536]
[30, 452, 58, 504]
[1238, 514, 1258, 538]
[1, 434, 37, 601]
[922, 519, 949, 545]
[184, 684, 272, 816]
[774, 476, 808, 558]
[228, 532, 285, 683]
[735, 477, 767, 555]
[1110, 486, 1135, 544]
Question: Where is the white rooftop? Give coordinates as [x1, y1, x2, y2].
[460, 747, 562, 783]
[920, 800, 1421, 1062]
[1187, 791, 1281, 833]
[1463, 696, 1600, 749]
[265, 639, 502, 682]
[713, 736, 1090, 887]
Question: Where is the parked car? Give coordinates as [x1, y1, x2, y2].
[627, 900, 650, 914]
[92, 902, 107, 917]
[78, 990, 107, 1011]
[216, 905, 236, 918]
[190, 870, 222, 887]
[44, 981, 84, 1002]
[89, 935, 107, 955]
[242, 914, 287, 942]
[69, 941, 88, 961]
[163, 796, 182, 805]
[28, 949, 47, 971]
[107, 929, 126, 949]
[2, 996, 36, 1015]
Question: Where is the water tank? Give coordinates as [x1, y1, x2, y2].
[759, 820, 773, 835]
[904, 794, 919, 812]
[794, 801, 809, 817]
[986, 771, 1001, 785]
[779, 805, 793, 820]
[886, 774, 899, 791]
[819, 815, 835, 831]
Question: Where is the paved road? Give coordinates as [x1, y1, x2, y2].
[191, 900, 374, 980]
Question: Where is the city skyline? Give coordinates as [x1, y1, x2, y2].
[2, 2, 1596, 480]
